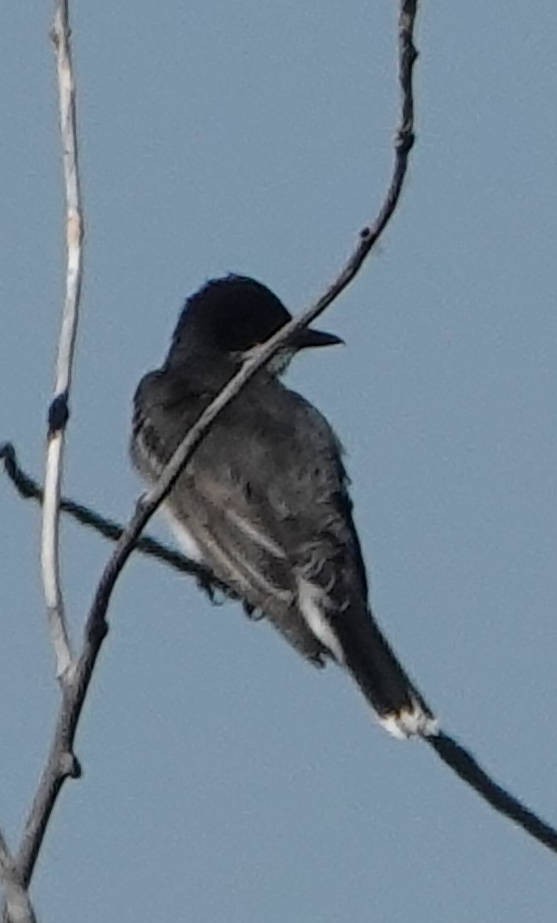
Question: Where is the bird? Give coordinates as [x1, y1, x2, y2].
[130, 274, 437, 739]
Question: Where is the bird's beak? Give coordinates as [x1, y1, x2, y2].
[292, 326, 344, 349]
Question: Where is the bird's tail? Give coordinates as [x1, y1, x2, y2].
[334, 608, 438, 740]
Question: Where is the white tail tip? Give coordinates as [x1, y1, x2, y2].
[379, 704, 439, 740]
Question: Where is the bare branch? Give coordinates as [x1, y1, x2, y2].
[293, 0, 419, 321]
[13, 705, 81, 892]
[0, 831, 36, 923]
[8, 0, 421, 892]
[41, 0, 84, 679]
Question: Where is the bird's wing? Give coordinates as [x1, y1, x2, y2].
[184, 379, 372, 653]
[132, 368, 435, 735]
[132, 370, 344, 662]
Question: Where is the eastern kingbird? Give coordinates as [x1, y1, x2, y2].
[131, 274, 437, 739]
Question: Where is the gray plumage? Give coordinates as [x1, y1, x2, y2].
[131, 275, 437, 738]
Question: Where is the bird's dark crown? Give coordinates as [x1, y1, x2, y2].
[169, 275, 292, 358]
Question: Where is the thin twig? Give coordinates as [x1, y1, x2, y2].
[427, 733, 557, 853]
[41, 0, 84, 679]
[0, 830, 36, 923]
[0, 442, 228, 598]
[10, 0, 421, 891]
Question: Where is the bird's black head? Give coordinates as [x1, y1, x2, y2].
[167, 275, 342, 366]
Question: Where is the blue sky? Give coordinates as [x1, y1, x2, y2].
[1, 2, 557, 921]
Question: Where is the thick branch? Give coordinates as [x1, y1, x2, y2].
[0, 831, 36, 923]
[41, 0, 84, 679]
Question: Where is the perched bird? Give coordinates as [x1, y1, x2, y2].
[131, 274, 437, 739]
